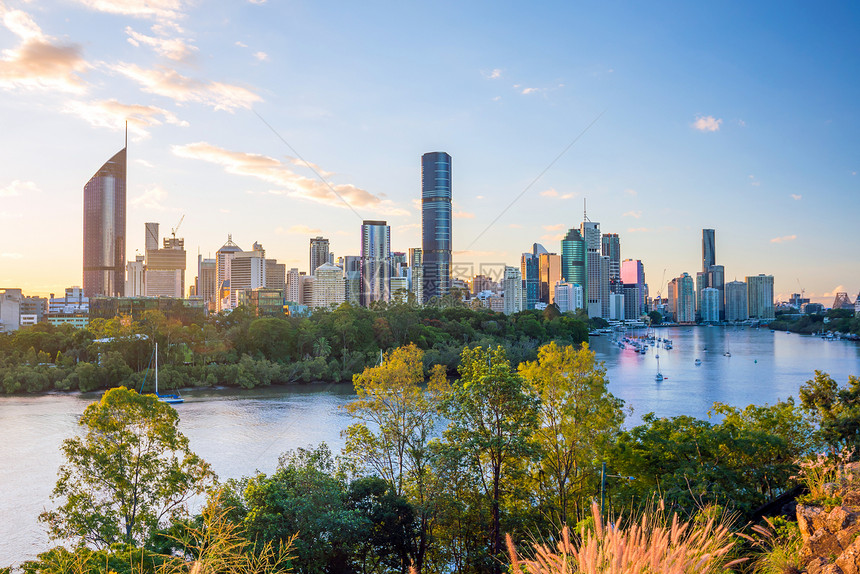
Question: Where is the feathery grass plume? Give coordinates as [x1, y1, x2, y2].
[157, 491, 295, 574]
[737, 517, 802, 574]
[794, 447, 855, 506]
[506, 501, 744, 574]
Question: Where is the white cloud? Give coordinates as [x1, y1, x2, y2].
[622, 210, 642, 219]
[0, 179, 39, 197]
[235, 41, 248, 48]
[0, 7, 89, 93]
[253, 51, 268, 62]
[624, 188, 637, 196]
[627, 227, 651, 233]
[172, 142, 408, 216]
[521, 87, 541, 95]
[125, 26, 196, 61]
[541, 233, 563, 242]
[693, 115, 722, 132]
[823, 285, 846, 298]
[540, 188, 558, 198]
[135, 159, 155, 168]
[73, 0, 189, 21]
[542, 223, 565, 231]
[738, 119, 746, 127]
[508, 223, 523, 229]
[247, 0, 266, 4]
[476, 195, 485, 200]
[131, 185, 174, 210]
[111, 62, 261, 111]
[560, 193, 576, 199]
[748, 175, 761, 187]
[770, 235, 797, 244]
[453, 210, 475, 219]
[790, 194, 802, 200]
[483, 68, 502, 79]
[64, 99, 188, 137]
[0, 253, 23, 259]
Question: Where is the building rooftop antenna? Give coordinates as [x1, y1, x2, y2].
[125, 120, 128, 149]
[583, 198, 590, 222]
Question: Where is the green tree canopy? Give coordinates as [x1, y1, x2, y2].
[40, 387, 215, 547]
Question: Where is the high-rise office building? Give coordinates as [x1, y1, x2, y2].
[361, 220, 391, 306]
[196, 256, 216, 305]
[701, 287, 720, 323]
[215, 235, 243, 311]
[581, 220, 602, 317]
[265, 259, 286, 292]
[83, 146, 126, 297]
[126, 255, 145, 296]
[309, 236, 330, 275]
[502, 266, 524, 315]
[145, 222, 159, 252]
[703, 229, 715, 273]
[601, 233, 621, 281]
[421, 152, 452, 301]
[620, 259, 646, 315]
[708, 264, 725, 320]
[747, 274, 775, 320]
[561, 228, 587, 299]
[312, 263, 346, 309]
[286, 268, 301, 303]
[144, 228, 186, 298]
[342, 256, 362, 306]
[230, 249, 266, 307]
[581, 221, 600, 251]
[539, 253, 562, 305]
[725, 280, 748, 322]
[695, 271, 709, 319]
[676, 273, 696, 323]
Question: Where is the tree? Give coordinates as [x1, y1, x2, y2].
[344, 344, 448, 573]
[648, 310, 663, 325]
[518, 342, 625, 525]
[439, 345, 539, 574]
[40, 387, 215, 547]
[799, 371, 860, 451]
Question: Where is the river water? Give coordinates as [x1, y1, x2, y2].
[1, 327, 858, 566]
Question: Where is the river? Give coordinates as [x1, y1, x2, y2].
[1, 326, 858, 566]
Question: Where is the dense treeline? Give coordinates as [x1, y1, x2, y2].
[770, 308, 860, 335]
[0, 302, 588, 394]
[16, 334, 860, 573]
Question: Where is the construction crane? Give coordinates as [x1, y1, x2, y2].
[171, 214, 185, 240]
[796, 278, 805, 299]
[655, 268, 668, 300]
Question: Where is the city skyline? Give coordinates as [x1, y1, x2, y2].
[1, 1, 858, 303]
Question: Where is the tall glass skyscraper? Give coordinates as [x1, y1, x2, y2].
[561, 228, 587, 301]
[421, 152, 452, 301]
[361, 220, 391, 306]
[83, 147, 126, 298]
[702, 228, 715, 272]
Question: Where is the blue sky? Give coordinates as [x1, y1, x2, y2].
[0, 0, 858, 304]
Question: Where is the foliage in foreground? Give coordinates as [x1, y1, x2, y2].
[506, 502, 743, 574]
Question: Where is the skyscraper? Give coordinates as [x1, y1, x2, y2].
[561, 228, 587, 298]
[676, 273, 695, 323]
[747, 274, 775, 320]
[83, 146, 126, 297]
[361, 220, 391, 306]
[421, 152, 452, 301]
[309, 236, 330, 274]
[601, 233, 621, 281]
[215, 235, 242, 311]
[502, 266, 523, 315]
[702, 229, 715, 273]
[538, 253, 561, 305]
[520, 253, 539, 310]
[725, 281, 748, 322]
[621, 259, 646, 314]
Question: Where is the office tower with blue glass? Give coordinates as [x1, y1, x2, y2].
[421, 152, 452, 301]
[83, 146, 127, 298]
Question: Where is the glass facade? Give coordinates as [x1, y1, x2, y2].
[702, 228, 715, 273]
[83, 147, 126, 298]
[361, 220, 391, 306]
[421, 152, 452, 301]
[560, 228, 587, 301]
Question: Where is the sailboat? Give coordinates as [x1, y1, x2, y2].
[154, 342, 183, 404]
[655, 355, 664, 382]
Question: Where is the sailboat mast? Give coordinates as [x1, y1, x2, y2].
[155, 342, 158, 394]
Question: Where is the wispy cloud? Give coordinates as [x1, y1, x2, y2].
[135, 159, 155, 168]
[111, 63, 261, 111]
[235, 41, 248, 48]
[540, 188, 559, 198]
[64, 99, 188, 137]
[627, 227, 651, 233]
[541, 233, 563, 242]
[542, 223, 565, 231]
[521, 86, 543, 95]
[622, 210, 642, 218]
[482, 68, 502, 79]
[790, 194, 802, 200]
[131, 185, 175, 210]
[0, 179, 39, 197]
[0, 7, 89, 93]
[453, 210, 475, 219]
[125, 26, 196, 61]
[508, 223, 523, 229]
[253, 51, 268, 62]
[0, 211, 23, 220]
[73, 0, 189, 21]
[748, 174, 761, 187]
[624, 188, 637, 197]
[770, 234, 797, 244]
[172, 142, 408, 216]
[0, 252, 23, 259]
[692, 115, 722, 132]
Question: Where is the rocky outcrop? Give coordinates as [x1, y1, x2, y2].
[799, 499, 860, 573]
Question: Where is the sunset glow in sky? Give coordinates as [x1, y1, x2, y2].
[0, 1, 858, 304]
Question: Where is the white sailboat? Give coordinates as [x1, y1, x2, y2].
[655, 355, 664, 382]
[154, 342, 183, 404]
